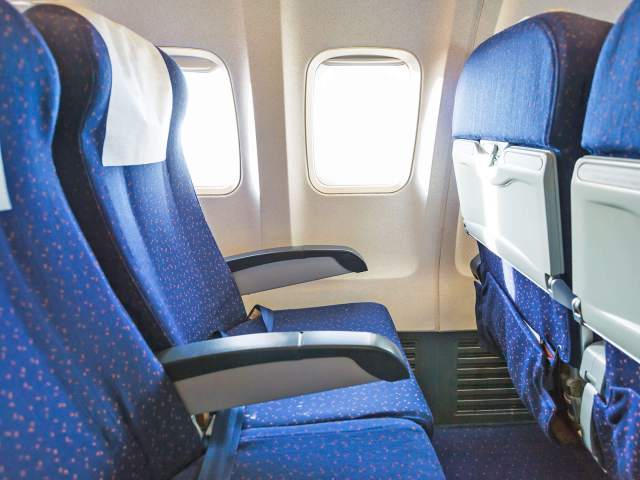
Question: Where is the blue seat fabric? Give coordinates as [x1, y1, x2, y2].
[230, 419, 444, 480]
[453, 11, 610, 359]
[453, 12, 610, 286]
[579, 3, 640, 478]
[26, 4, 247, 352]
[582, 0, 640, 159]
[230, 303, 433, 433]
[0, 4, 203, 477]
[175, 419, 445, 480]
[452, 13, 611, 434]
[0, 4, 445, 478]
[474, 248, 559, 434]
[27, 4, 434, 434]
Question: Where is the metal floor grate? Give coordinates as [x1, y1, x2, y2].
[454, 338, 530, 420]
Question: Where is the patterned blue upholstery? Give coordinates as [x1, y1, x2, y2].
[28, 4, 434, 434]
[230, 303, 433, 433]
[453, 12, 610, 279]
[26, 4, 247, 352]
[231, 419, 445, 480]
[579, 3, 640, 477]
[453, 13, 611, 434]
[476, 246, 573, 363]
[475, 251, 558, 434]
[582, 0, 640, 159]
[0, 6, 444, 478]
[0, 3, 203, 477]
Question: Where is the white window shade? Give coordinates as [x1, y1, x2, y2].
[307, 49, 421, 194]
[163, 48, 241, 195]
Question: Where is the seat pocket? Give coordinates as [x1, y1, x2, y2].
[475, 272, 558, 435]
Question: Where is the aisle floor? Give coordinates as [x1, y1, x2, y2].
[432, 423, 607, 479]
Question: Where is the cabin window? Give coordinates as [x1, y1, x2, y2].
[306, 49, 421, 194]
[162, 48, 241, 195]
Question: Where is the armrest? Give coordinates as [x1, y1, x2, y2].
[157, 331, 408, 414]
[225, 245, 367, 295]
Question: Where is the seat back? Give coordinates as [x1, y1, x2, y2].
[575, 2, 640, 477]
[0, 2, 202, 477]
[452, 12, 611, 434]
[576, 0, 640, 365]
[453, 12, 610, 363]
[26, 4, 246, 352]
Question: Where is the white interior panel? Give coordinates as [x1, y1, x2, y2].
[245, 0, 487, 331]
[572, 156, 640, 364]
[453, 139, 564, 290]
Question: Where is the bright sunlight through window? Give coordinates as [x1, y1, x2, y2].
[164, 48, 241, 195]
[307, 50, 421, 193]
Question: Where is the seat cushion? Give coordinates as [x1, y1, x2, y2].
[229, 303, 434, 434]
[230, 302, 400, 341]
[231, 418, 444, 480]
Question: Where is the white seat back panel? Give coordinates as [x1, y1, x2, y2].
[572, 156, 640, 364]
[452, 139, 564, 289]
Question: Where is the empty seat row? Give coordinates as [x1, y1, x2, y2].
[453, 2, 640, 479]
[25, 2, 434, 433]
[0, 1, 444, 478]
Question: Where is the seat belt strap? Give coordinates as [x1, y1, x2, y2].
[247, 304, 274, 333]
[210, 305, 275, 339]
[197, 408, 244, 480]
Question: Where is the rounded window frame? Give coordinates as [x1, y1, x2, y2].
[305, 47, 422, 195]
[161, 47, 242, 196]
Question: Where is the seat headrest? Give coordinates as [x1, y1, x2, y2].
[453, 12, 611, 151]
[28, 2, 173, 167]
[582, 0, 640, 158]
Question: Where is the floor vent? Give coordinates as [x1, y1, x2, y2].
[401, 339, 417, 371]
[454, 337, 531, 420]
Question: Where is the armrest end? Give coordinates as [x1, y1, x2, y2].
[226, 245, 367, 294]
[159, 331, 408, 414]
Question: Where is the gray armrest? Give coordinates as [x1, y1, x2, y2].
[158, 331, 408, 414]
[225, 245, 367, 295]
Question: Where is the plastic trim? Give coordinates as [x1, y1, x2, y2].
[226, 245, 367, 273]
[572, 155, 640, 364]
[158, 331, 406, 382]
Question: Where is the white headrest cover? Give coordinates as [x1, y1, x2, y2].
[0, 146, 11, 212]
[62, 4, 173, 167]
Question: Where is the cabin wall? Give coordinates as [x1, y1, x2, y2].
[250, 0, 485, 332]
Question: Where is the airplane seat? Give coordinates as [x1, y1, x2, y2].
[0, 1, 204, 475]
[452, 12, 611, 435]
[574, 1, 640, 477]
[0, 3, 447, 477]
[25, 3, 434, 433]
